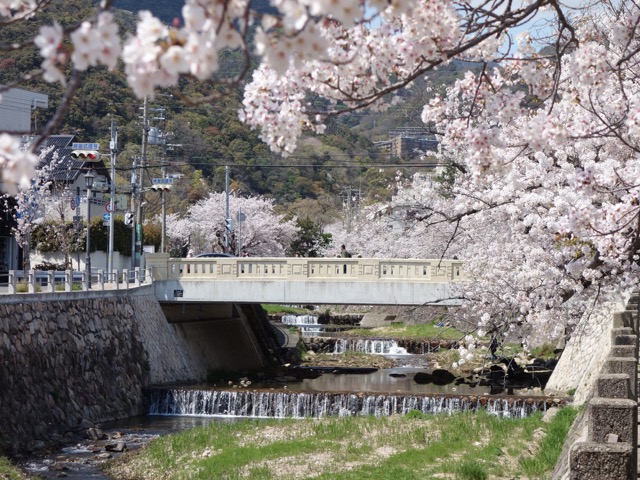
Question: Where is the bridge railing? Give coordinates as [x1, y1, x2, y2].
[5, 267, 152, 293]
[146, 254, 464, 283]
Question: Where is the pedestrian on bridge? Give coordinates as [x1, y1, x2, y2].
[339, 245, 351, 274]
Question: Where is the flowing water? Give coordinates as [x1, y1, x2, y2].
[146, 385, 550, 420]
[280, 314, 357, 336]
[20, 314, 558, 478]
[19, 416, 240, 479]
[333, 338, 410, 355]
[281, 314, 319, 325]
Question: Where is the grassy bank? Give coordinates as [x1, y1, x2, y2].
[104, 407, 578, 480]
[0, 456, 29, 479]
[341, 321, 465, 342]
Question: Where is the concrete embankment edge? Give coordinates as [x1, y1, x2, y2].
[0, 288, 214, 453]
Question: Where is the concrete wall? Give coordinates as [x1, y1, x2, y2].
[549, 293, 638, 479]
[0, 287, 272, 453]
[546, 294, 629, 404]
[31, 250, 131, 272]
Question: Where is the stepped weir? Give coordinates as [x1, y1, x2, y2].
[145, 387, 560, 419]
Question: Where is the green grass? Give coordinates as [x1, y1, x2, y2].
[15, 282, 41, 293]
[54, 282, 83, 291]
[529, 343, 558, 359]
[104, 407, 579, 480]
[342, 320, 464, 341]
[0, 456, 29, 479]
[261, 304, 311, 315]
[519, 407, 579, 476]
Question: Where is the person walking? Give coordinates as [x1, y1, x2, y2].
[339, 244, 351, 274]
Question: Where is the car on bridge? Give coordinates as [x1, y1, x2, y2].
[195, 253, 234, 258]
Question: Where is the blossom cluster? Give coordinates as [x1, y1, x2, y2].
[165, 192, 298, 256]
[34, 12, 121, 85]
[0, 135, 38, 195]
[8, 0, 640, 355]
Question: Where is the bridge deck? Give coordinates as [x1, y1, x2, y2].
[147, 255, 465, 306]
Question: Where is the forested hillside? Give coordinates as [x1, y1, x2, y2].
[2, 0, 460, 226]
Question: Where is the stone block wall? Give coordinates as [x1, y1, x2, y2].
[0, 287, 211, 453]
[551, 295, 639, 479]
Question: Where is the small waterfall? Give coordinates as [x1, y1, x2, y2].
[145, 388, 549, 419]
[333, 338, 409, 355]
[300, 326, 324, 336]
[281, 314, 319, 325]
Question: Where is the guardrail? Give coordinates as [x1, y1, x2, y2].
[5, 268, 152, 294]
[146, 255, 465, 283]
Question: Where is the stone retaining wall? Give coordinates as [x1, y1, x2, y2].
[0, 287, 210, 453]
[550, 294, 638, 479]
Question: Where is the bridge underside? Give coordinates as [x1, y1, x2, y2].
[155, 279, 461, 306]
[159, 302, 281, 372]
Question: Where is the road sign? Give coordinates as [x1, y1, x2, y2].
[76, 195, 81, 206]
[152, 177, 173, 184]
[103, 213, 111, 221]
[106, 202, 113, 212]
[72, 142, 100, 150]
[237, 212, 246, 221]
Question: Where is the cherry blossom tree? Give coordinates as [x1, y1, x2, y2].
[326, 171, 461, 259]
[165, 192, 298, 256]
[4, 0, 640, 344]
[10, 148, 68, 270]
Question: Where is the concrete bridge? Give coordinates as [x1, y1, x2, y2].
[145, 253, 465, 307]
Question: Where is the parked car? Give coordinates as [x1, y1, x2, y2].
[194, 253, 235, 258]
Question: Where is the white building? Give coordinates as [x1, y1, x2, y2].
[0, 87, 48, 277]
[0, 86, 48, 133]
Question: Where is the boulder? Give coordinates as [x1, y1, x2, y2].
[413, 372, 433, 384]
[431, 369, 456, 385]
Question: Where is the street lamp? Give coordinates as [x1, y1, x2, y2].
[84, 170, 96, 289]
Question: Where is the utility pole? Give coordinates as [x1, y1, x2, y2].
[341, 186, 362, 233]
[225, 165, 230, 253]
[136, 96, 149, 268]
[107, 119, 117, 277]
[161, 155, 167, 253]
[130, 156, 137, 269]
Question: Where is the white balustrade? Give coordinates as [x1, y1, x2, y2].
[155, 256, 464, 283]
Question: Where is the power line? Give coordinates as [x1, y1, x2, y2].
[112, 161, 447, 172]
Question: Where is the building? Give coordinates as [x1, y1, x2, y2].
[374, 127, 439, 160]
[0, 87, 48, 133]
[0, 87, 48, 276]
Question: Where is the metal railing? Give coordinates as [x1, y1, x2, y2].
[5, 268, 152, 294]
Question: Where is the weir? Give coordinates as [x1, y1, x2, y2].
[145, 387, 558, 419]
[333, 338, 409, 355]
[281, 314, 320, 325]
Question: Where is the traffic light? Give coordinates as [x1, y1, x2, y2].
[124, 212, 134, 226]
[71, 150, 99, 161]
[151, 184, 172, 192]
[225, 218, 234, 231]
